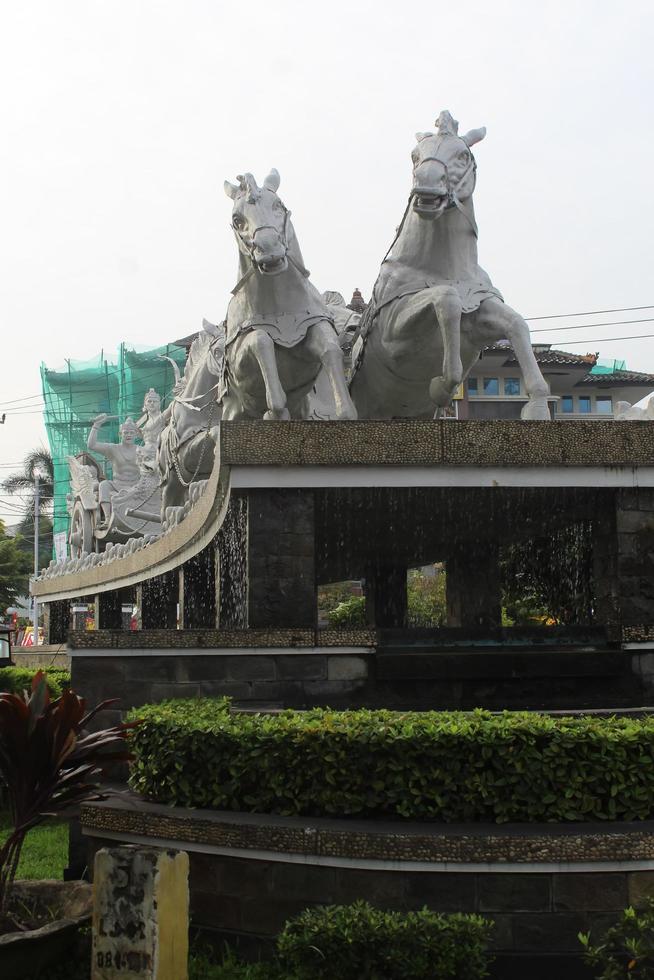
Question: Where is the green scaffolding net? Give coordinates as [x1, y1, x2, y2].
[41, 342, 187, 555]
[590, 358, 627, 375]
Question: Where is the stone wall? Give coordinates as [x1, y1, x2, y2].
[81, 797, 654, 975]
[221, 419, 654, 467]
[247, 489, 315, 629]
[69, 644, 654, 713]
[11, 646, 71, 669]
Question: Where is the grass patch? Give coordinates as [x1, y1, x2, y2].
[0, 810, 68, 880]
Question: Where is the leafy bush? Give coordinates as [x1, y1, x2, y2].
[0, 666, 70, 699]
[187, 904, 492, 980]
[407, 566, 446, 627]
[579, 899, 654, 978]
[327, 594, 366, 627]
[128, 700, 654, 823]
[277, 901, 492, 979]
[190, 948, 281, 979]
[0, 672, 135, 917]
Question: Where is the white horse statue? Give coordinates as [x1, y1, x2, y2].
[222, 170, 357, 420]
[158, 321, 224, 513]
[350, 111, 550, 420]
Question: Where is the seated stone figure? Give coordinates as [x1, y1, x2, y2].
[138, 388, 166, 449]
[87, 414, 141, 527]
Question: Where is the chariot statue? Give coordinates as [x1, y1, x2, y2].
[67, 411, 163, 556]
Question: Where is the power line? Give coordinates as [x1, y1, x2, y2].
[526, 305, 654, 321]
[551, 333, 654, 346]
[531, 317, 654, 335]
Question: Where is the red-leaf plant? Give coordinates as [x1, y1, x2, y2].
[0, 671, 137, 919]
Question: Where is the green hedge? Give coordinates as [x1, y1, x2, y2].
[127, 699, 654, 823]
[0, 666, 71, 698]
[277, 902, 492, 979]
[189, 903, 492, 979]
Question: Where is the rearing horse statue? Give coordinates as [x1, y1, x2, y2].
[350, 111, 550, 420]
[222, 170, 357, 421]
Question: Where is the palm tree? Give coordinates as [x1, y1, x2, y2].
[2, 448, 55, 572]
[2, 447, 54, 519]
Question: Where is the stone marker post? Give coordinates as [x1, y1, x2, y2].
[92, 846, 189, 980]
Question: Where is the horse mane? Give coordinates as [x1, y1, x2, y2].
[184, 330, 212, 379]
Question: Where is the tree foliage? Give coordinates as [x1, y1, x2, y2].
[1, 447, 55, 519]
[0, 522, 32, 616]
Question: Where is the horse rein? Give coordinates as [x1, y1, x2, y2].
[351, 146, 479, 374]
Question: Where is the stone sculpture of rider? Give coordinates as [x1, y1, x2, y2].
[138, 388, 166, 450]
[87, 414, 141, 528]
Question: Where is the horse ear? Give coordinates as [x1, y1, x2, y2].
[415, 132, 427, 142]
[224, 180, 239, 199]
[202, 317, 223, 338]
[263, 168, 281, 192]
[462, 127, 486, 147]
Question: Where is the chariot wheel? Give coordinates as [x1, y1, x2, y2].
[69, 501, 94, 558]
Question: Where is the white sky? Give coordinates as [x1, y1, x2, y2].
[1, 0, 653, 520]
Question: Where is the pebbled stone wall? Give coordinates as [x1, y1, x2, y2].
[221, 419, 654, 467]
[81, 798, 654, 971]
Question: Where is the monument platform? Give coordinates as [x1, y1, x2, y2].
[80, 791, 654, 976]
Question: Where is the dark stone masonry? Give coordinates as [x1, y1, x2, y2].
[80, 797, 654, 972]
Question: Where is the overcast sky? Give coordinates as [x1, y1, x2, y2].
[1, 0, 653, 521]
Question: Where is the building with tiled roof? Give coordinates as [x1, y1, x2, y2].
[461, 343, 654, 419]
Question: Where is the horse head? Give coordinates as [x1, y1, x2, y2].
[224, 169, 290, 276]
[410, 110, 486, 219]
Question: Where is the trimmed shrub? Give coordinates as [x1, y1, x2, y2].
[0, 666, 70, 699]
[579, 898, 654, 978]
[189, 949, 281, 979]
[127, 700, 654, 823]
[277, 901, 492, 979]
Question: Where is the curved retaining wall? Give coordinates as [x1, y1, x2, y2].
[81, 795, 654, 971]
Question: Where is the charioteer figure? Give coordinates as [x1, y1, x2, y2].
[87, 414, 141, 528]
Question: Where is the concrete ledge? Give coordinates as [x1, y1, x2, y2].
[10, 647, 70, 669]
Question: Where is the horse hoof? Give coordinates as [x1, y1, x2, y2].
[429, 376, 456, 407]
[520, 398, 550, 420]
[264, 408, 291, 420]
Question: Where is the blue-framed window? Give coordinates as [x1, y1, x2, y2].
[504, 377, 521, 396]
[483, 377, 499, 395]
[596, 396, 613, 415]
[561, 396, 574, 413]
[578, 396, 592, 414]
[468, 377, 478, 395]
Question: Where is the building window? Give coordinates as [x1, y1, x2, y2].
[561, 396, 574, 413]
[468, 377, 478, 395]
[504, 377, 521, 396]
[483, 377, 499, 395]
[596, 396, 613, 415]
[578, 396, 591, 414]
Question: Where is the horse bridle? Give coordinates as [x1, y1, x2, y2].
[230, 200, 310, 295]
[232, 202, 291, 263]
[411, 145, 477, 208]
